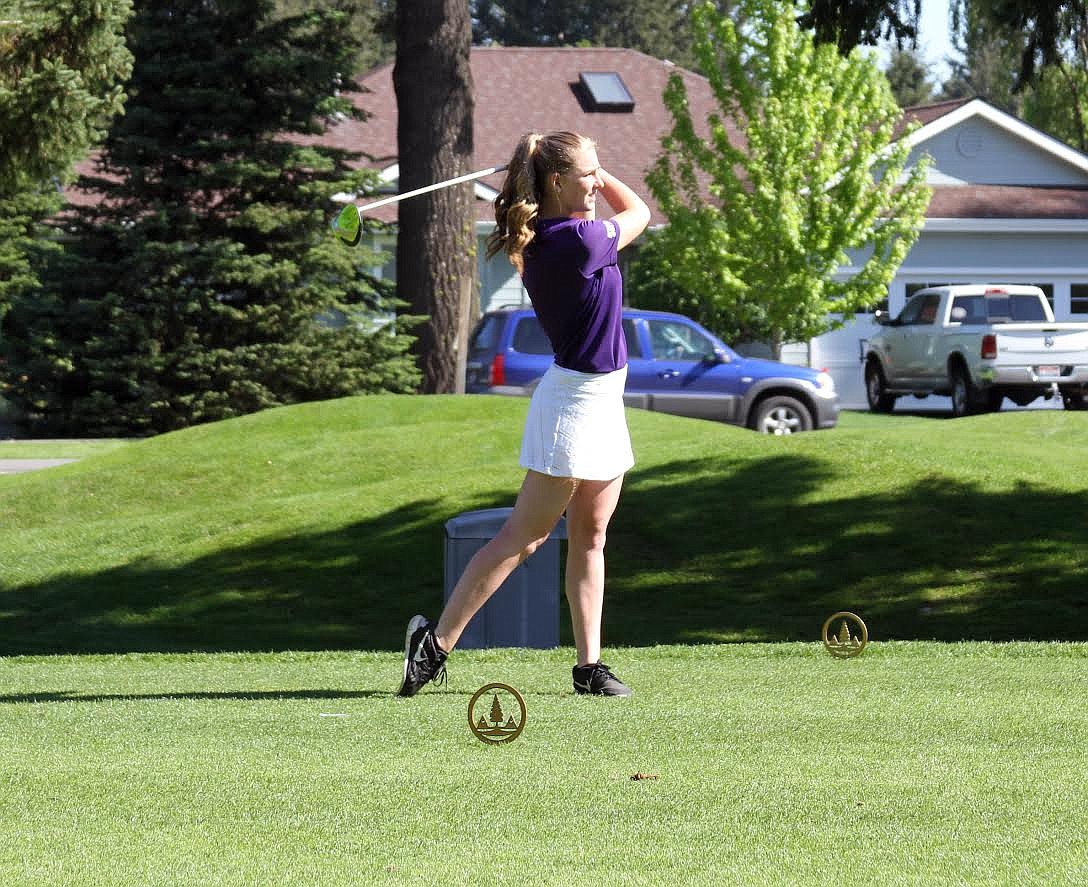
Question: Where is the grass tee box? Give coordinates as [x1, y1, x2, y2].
[1, 643, 1086, 886]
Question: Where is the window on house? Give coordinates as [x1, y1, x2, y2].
[1028, 282, 1054, 311]
[578, 72, 635, 112]
[1072, 284, 1088, 315]
[905, 282, 952, 299]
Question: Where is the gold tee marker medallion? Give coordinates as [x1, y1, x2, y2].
[822, 611, 869, 658]
[468, 683, 526, 744]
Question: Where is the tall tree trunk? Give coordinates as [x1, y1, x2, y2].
[394, 0, 475, 394]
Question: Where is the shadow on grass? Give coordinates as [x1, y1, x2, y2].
[0, 689, 398, 703]
[2, 452, 1087, 654]
[610, 453, 1088, 645]
[0, 495, 511, 656]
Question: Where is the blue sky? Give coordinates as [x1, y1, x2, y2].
[917, 0, 956, 80]
[875, 0, 957, 85]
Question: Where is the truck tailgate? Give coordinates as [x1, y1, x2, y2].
[993, 324, 1088, 367]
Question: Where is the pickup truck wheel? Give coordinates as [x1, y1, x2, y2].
[950, 368, 978, 418]
[751, 396, 813, 435]
[1062, 387, 1088, 411]
[864, 363, 896, 413]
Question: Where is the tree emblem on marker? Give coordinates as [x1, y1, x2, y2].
[822, 611, 869, 658]
[468, 683, 526, 744]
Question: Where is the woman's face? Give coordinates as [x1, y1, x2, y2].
[554, 143, 603, 219]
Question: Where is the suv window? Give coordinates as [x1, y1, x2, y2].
[470, 315, 505, 355]
[512, 317, 553, 354]
[622, 318, 641, 358]
[646, 319, 716, 360]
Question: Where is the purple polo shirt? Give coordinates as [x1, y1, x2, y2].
[520, 217, 626, 373]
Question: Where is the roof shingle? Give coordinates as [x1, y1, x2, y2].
[326, 46, 727, 224]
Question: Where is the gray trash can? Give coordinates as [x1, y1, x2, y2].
[443, 507, 566, 649]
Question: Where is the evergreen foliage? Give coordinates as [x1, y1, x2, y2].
[273, 0, 394, 72]
[798, 0, 919, 53]
[470, 0, 742, 72]
[884, 46, 935, 107]
[631, 0, 932, 357]
[0, 0, 133, 322]
[940, 0, 1027, 115]
[1024, 61, 1088, 152]
[1, 0, 420, 436]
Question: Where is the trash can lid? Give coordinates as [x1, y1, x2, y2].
[445, 507, 567, 539]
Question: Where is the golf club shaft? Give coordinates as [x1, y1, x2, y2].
[352, 164, 507, 214]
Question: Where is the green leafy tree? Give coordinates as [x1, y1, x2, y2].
[632, 0, 932, 358]
[0, 0, 133, 322]
[1, 0, 420, 436]
[884, 46, 935, 106]
[955, 0, 1088, 150]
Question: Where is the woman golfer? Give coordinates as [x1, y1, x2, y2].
[398, 131, 650, 698]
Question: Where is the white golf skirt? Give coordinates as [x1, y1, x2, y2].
[519, 363, 634, 481]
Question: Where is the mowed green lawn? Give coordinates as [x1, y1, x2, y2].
[1, 645, 1086, 885]
[2, 397, 1088, 884]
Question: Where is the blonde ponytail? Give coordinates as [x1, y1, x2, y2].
[487, 131, 591, 274]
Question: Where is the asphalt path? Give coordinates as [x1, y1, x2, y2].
[0, 459, 78, 475]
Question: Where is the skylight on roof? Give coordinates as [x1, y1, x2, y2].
[579, 72, 635, 112]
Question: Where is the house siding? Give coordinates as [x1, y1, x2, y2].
[911, 117, 1088, 186]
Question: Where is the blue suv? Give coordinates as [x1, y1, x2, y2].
[466, 307, 839, 434]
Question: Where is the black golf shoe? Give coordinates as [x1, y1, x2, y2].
[572, 661, 632, 697]
[397, 615, 448, 697]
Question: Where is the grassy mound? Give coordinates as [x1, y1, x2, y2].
[2, 396, 1086, 654]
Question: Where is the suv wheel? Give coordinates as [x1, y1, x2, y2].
[751, 396, 813, 435]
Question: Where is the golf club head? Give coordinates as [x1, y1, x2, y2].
[331, 203, 362, 247]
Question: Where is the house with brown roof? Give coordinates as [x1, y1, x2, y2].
[339, 51, 1088, 405]
[812, 96, 1088, 406]
[328, 46, 725, 309]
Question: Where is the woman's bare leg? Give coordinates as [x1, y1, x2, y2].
[434, 470, 578, 652]
[563, 474, 624, 667]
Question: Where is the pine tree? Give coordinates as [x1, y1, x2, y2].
[394, 0, 475, 394]
[884, 47, 935, 107]
[470, 1, 741, 72]
[0, 0, 132, 325]
[799, 0, 920, 54]
[1, 0, 420, 435]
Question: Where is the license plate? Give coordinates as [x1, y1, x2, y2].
[1037, 365, 1060, 377]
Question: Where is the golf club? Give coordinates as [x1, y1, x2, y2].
[331, 164, 508, 246]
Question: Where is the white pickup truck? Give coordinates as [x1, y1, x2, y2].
[863, 284, 1088, 416]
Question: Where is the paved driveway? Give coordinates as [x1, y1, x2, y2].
[0, 459, 78, 475]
